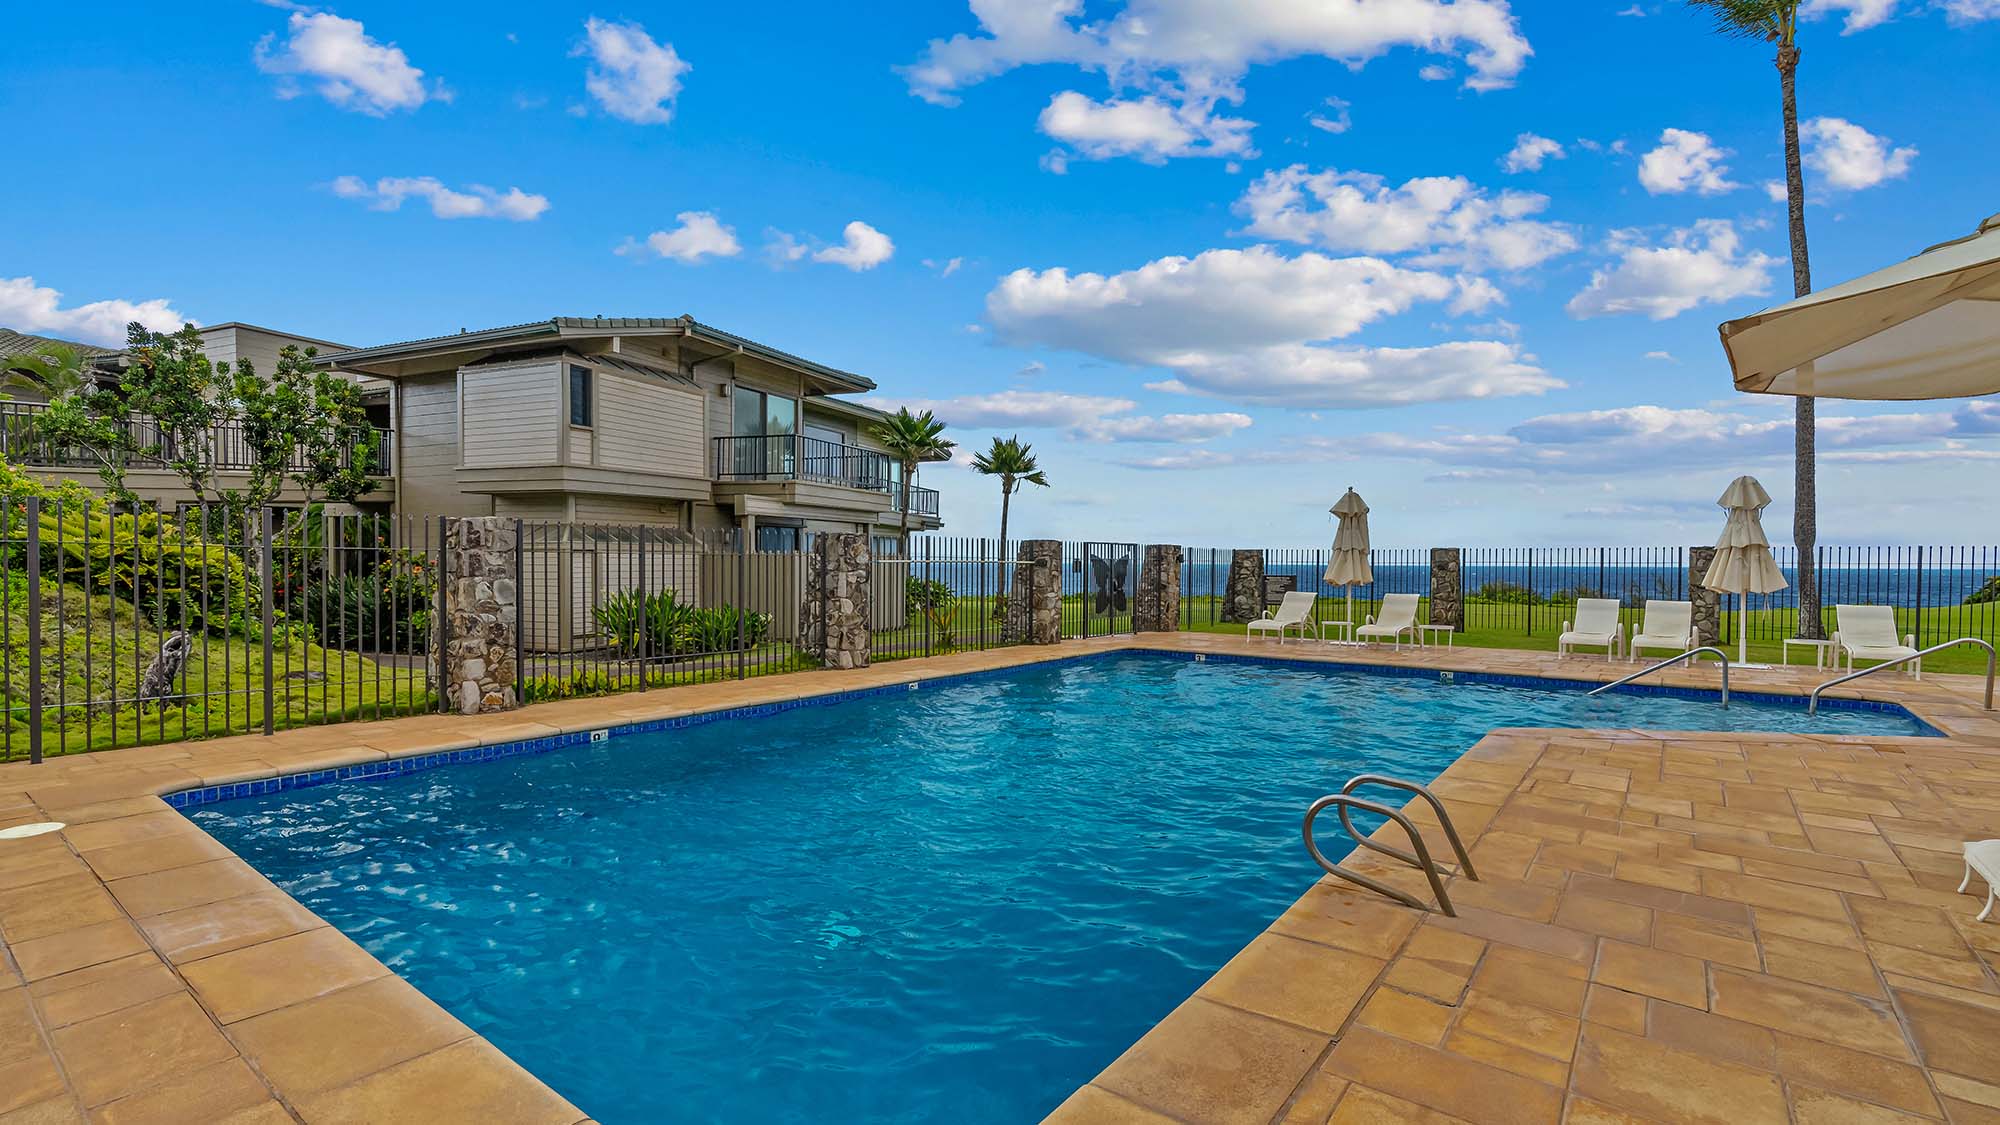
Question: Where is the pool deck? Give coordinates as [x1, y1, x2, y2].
[2, 635, 1997, 1124]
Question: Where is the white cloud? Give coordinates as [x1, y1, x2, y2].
[574, 18, 688, 125]
[254, 11, 439, 115]
[1939, 0, 2000, 23]
[618, 211, 741, 263]
[1417, 64, 1454, 81]
[1037, 90, 1254, 163]
[1566, 220, 1775, 320]
[864, 389, 1250, 444]
[1236, 165, 1579, 272]
[0, 276, 190, 346]
[763, 229, 810, 266]
[1637, 128, 1738, 195]
[330, 175, 550, 221]
[987, 245, 1559, 408]
[813, 221, 896, 271]
[1763, 180, 1789, 203]
[924, 257, 965, 277]
[1800, 116, 1916, 190]
[1307, 97, 1351, 135]
[1801, 0, 1899, 32]
[1644, 350, 1676, 362]
[1500, 133, 1564, 173]
[901, 1, 1532, 104]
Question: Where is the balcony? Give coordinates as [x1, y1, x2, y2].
[714, 433, 938, 518]
[1, 401, 393, 476]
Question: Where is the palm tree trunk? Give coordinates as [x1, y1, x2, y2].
[896, 459, 914, 554]
[1779, 42, 1821, 640]
[996, 483, 1013, 608]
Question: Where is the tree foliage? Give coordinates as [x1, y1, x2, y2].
[868, 407, 954, 550]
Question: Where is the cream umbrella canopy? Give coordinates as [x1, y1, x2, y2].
[1704, 476, 1790, 665]
[1325, 488, 1373, 628]
[1719, 212, 2000, 400]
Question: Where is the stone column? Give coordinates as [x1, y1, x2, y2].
[1429, 548, 1464, 630]
[1133, 544, 1183, 633]
[1222, 549, 1265, 623]
[1004, 539, 1063, 645]
[443, 517, 519, 715]
[1689, 545, 1720, 646]
[801, 532, 871, 669]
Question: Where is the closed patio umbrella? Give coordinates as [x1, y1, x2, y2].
[1719, 212, 2000, 400]
[1325, 488, 1373, 630]
[1704, 475, 1790, 665]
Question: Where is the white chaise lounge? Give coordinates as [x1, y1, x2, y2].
[1833, 604, 1922, 679]
[1559, 598, 1623, 661]
[1629, 600, 1695, 663]
[1356, 593, 1420, 647]
[1248, 590, 1320, 644]
[1962, 839, 2000, 923]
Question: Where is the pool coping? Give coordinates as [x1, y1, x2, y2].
[2, 634, 1996, 1122]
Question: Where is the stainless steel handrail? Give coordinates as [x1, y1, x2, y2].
[1808, 637, 1996, 715]
[1335, 775, 1479, 882]
[1302, 775, 1480, 916]
[1587, 646, 1730, 708]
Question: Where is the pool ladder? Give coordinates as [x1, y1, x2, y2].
[1302, 775, 1478, 916]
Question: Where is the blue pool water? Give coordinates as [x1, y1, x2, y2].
[189, 654, 1928, 1123]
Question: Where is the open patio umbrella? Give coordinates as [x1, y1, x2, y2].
[1324, 488, 1373, 630]
[1704, 475, 1790, 665]
[1719, 211, 2000, 400]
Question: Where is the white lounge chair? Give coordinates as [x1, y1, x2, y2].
[1629, 600, 1695, 663]
[1559, 598, 1623, 661]
[1961, 839, 2000, 922]
[1248, 590, 1320, 644]
[1356, 593, 1420, 647]
[1833, 604, 1921, 679]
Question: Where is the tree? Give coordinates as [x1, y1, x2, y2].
[971, 435, 1048, 609]
[233, 344, 380, 515]
[119, 322, 234, 508]
[868, 407, 954, 552]
[3, 340, 132, 501]
[1688, 0, 1821, 638]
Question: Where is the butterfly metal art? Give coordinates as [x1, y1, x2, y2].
[1089, 553, 1130, 614]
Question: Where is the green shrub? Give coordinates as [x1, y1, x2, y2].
[906, 576, 958, 649]
[1469, 581, 1540, 605]
[593, 590, 772, 657]
[11, 503, 253, 632]
[1967, 576, 2000, 605]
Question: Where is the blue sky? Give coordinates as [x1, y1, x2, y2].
[5, 0, 1997, 547]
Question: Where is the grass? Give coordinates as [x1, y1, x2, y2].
[3, 574, 430, 759]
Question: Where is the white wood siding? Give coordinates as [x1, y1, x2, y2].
[397, 373, 489, 515]
[461, 360, 560, 468]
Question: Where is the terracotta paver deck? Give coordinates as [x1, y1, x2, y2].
[2, 633, 1997, 1123]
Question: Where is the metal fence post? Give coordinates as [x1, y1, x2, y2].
[514, 519, 526, 698]
[260, 507, 276, 736]
[25, 497, 43, 765]
[735, 530, 748, 681]
[1914, 545, 1926, 648]
[436, 516, 450, 712]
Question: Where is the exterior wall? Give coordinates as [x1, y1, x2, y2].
[397, 372, 489, 516]
[460, 358, 561, 469]
[593, 369, 705, 477]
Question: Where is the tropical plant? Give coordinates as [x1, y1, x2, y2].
[593, 590, 771, 657]
[971, 435, 1049, 614]
[1, 340, 94, 400]
[906, 576, 957, 649]
[1687, 0, 1821, 637]
[4, 342, 131, 501]
[117, 323, 234, 507]
[867, 407, 953, 552]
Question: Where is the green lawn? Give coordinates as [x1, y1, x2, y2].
[3, 574, 431, 759]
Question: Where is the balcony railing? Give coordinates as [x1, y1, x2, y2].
[714, 433, 938, 518]
[1, 401, 393, 476]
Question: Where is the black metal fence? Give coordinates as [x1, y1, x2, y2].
[870, 536, 1032, 661]
[2, 497, 438, 763]
[1, 401, 392, 475]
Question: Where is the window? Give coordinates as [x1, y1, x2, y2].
[568, 365, 593, 427]
[731, 385, 800, 478]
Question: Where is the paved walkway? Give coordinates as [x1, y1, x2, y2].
[0, 634, 1995, 1123]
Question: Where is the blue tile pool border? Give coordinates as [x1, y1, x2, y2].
[163, 646, 1940, 811]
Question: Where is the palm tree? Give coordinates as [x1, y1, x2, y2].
[868, 407, 954, 553]
[971, 435, 1050, 608]
[1688, 0, 1822, 638]
[1, 342, 94, 401]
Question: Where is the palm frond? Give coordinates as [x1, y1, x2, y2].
[1684, 0, 1789, 41]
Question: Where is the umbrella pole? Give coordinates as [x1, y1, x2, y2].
[1346, 587, 1354, 627]
[1739, 594, 1748, 666]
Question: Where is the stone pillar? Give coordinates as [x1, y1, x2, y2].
[1004, 539, 1063, 645]
[1133, 544, 1183, 633]
[801, 532, 871, 669]
[443, 517, 518, 715]
[1429, 548, 1463, 630]
[1689, 545, 1720, 646]
[1222, 549, 1265, 623]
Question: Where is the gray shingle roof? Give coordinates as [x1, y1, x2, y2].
[0, 329, 121, 361]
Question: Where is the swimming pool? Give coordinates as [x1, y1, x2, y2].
[188, 652, 1929, 1123]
